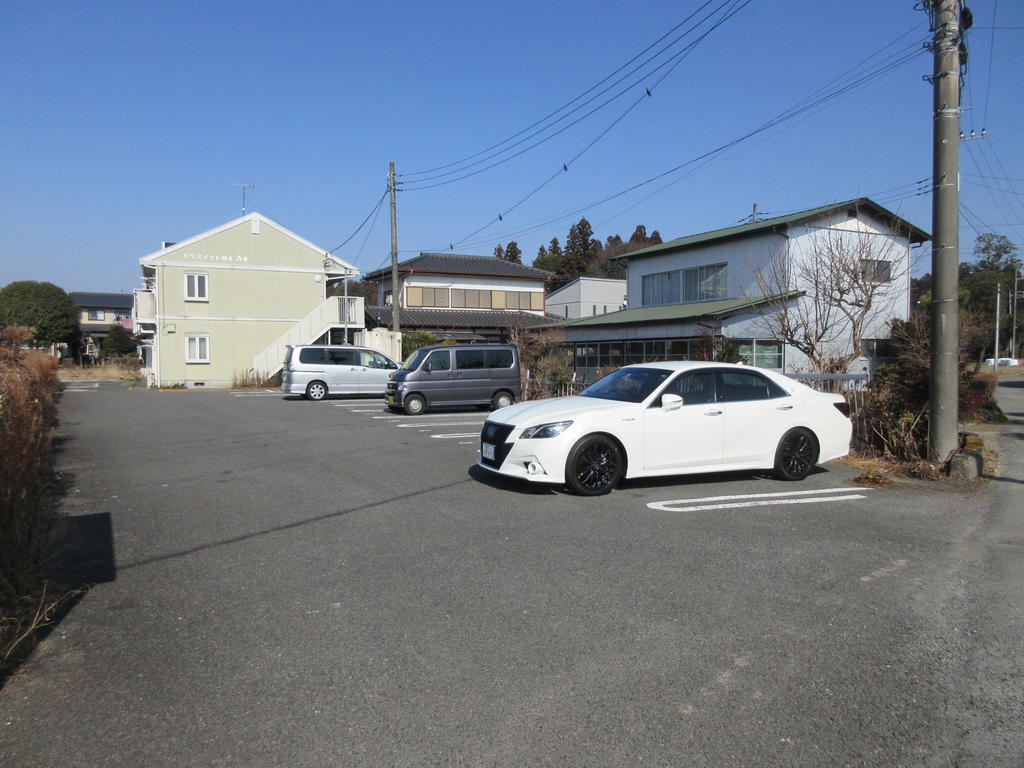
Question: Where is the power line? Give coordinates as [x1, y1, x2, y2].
[329, 188, 389, 254]
[401, 0, 722, 179]
[402, 0, 750, 191]
[427, 29, 927, 253]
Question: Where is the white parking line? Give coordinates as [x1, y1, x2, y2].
[64, 382, 99, 390]
[397, 421, 484, 429]
[648, 487, 872, 512]
[430, 433, 481, 439]
[332, 401, 384, 407]
[372, 412, 482, 420]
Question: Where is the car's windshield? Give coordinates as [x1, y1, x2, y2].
[401, 348, 431, 371]
[578, 367, 673, 403]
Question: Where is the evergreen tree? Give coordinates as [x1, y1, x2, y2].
[533, 237, 563, 274]
[0, 281, 79, 347]
[102, 323, 141, 357]
[564, 218, 600, 279]
[504, 241, 522, 264]
[493, 244, 505, 261]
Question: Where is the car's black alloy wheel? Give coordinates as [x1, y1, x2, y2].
[566, 435, 623, 496]
[774, 428, 818, 481]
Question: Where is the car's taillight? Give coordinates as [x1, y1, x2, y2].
[833, 402, 851, 417]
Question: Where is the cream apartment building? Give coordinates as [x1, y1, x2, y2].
[134, 213, 363, 388]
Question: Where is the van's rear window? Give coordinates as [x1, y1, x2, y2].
[487, 349, 513, 368]
[299, 348, 325, 364]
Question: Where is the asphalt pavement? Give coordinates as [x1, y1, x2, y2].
[0, 379, 1022, 767]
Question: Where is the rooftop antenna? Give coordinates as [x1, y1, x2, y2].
[233, 183, 254, 216]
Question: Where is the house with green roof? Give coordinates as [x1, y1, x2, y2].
[559, 198, 929, 381]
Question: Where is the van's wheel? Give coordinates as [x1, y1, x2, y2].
[305, 381, 328, 401]
[565, 435, 623, 496]
[773, 428, 818, 481]
[491, 390, 514, 410]
[403, 394, 426, 416]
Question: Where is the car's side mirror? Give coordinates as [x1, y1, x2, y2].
[661, 393, 683, 411]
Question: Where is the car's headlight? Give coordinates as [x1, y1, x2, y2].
[519, 421, 573, 439]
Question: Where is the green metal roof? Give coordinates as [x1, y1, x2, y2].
[615, 198, 930, 261]
[557, 293, 801, 328]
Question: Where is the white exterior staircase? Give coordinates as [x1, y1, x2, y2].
[251, 295, 364, 378]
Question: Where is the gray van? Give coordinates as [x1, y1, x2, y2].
[282, 345, 400, 400]
[385, 344, 521, 415]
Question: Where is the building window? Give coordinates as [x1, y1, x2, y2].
[734, 339, 783, 370]
[641, 270, 680, 305]
[87, 309, 104, 321]
[186, 335, 210, 363]
[862, 338, 891, 358]
[185, 273, 208, 301]
[682, 263, 727, 302]
[409, 286, 450, 307]
[451, 289, 493, 309]
[861, 259, 892, 284]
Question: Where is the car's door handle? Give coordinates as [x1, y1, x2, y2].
[704, 409, 723, 416]
[776, 405, 794, 411]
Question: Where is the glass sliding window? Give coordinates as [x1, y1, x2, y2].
[641, 271, 680, 305]
[625, 341, 644, 364]
[753, 341, 783, 369]
[186, 335, 210, 363]
[644, 340, 667, 362]
[682, 263, 727, 302]
[185, 273, 208, 301]
[667, 340, 690, 360]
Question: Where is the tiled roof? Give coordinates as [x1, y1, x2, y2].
[365, 306, 554, 330]
[69, 292, 134, 309]
[616, 198, 931, 261]
[550, 293, 802, 328]
[363, 253, 552, 281]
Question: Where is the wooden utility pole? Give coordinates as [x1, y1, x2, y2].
[927, 0, 962, 462]
[389, 162, 401, 334]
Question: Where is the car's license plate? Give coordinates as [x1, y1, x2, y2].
[482, 442, 495, 460]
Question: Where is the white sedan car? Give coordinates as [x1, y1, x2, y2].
[478, 362, 853, 495]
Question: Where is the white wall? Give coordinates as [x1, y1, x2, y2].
[547, 278, 626, 319]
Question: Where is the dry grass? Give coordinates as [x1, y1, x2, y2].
[232, 370, 276, 389]
[58, 359, 141, 381]
[0, 346, 64, 681]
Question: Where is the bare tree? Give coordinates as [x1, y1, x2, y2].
[748, 224, 907, 373]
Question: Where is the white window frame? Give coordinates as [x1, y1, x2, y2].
[185, 272, 209, 302]
[186, 334, 210, 364]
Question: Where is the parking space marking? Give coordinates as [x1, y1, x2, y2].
[430, 433, 481, 439]
[63, 382, 100, 391]
[332, 401, 384, 407]
[396, 421, 485, 429]
[372, 412, 483, 420]
[648, 487, 872, 512]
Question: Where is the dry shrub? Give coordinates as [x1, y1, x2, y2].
[232, 369, 276, 389]
[0, 334, 62, 676]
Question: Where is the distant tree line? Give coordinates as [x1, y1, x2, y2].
[504, 218, 663, 291]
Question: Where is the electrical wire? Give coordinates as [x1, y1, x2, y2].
[429, 29, 927, 253]
[401, 0, 750, 191]
[400, 0, 723, 180]
[329, 188, 389, 254]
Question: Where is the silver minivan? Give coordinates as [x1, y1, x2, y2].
[385, 344, 521, 415]
[283, 345, 400, 400]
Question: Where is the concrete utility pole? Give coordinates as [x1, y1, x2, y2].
[927, 0, 962, 462]
[993, 284, 1001, 370]
[389, 162, 401, 334]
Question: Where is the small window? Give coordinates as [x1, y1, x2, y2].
[425, 350, 450, 371]
[486, 349, 514, 369]
[185, 273, 208, 301]
[862, 338, 891, 358]
[861, 259, 891, 284]
[87, 309, 104, 321]
[186, 335, 210, 363]
[299, 348, 325, 364]
[455, 349, 486, 370]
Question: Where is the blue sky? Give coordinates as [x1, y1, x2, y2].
[1, 0, 1021, 293]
